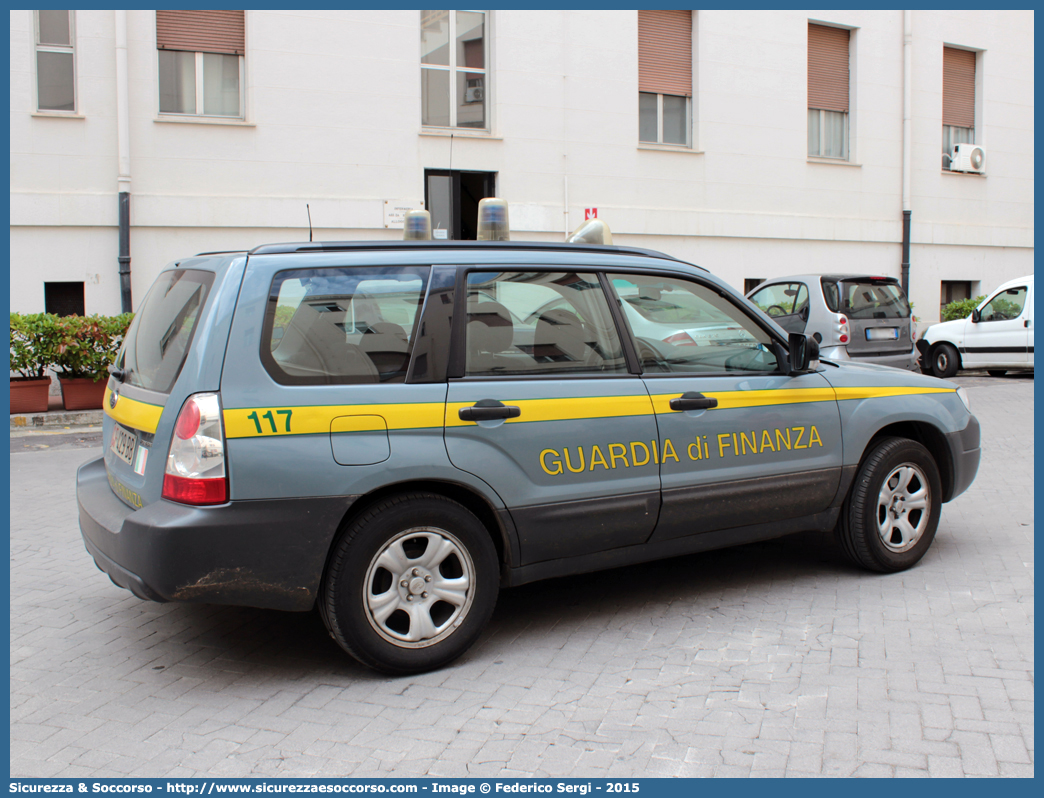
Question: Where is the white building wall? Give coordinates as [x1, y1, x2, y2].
[10, 9, 1033, 324]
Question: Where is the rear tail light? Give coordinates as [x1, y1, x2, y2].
[163, 392, 228, 505]
[837, 314, 850, 344]
[663, 332, 698, 347]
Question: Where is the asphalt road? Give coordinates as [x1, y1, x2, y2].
[9, 373, 1034, 778]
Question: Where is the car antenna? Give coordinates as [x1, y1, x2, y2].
[306, 203, 313, 242]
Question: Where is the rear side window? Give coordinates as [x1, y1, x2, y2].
[462, 271, 628, 377]
[824, 279, 910, 319]
[262, 266, 429, 385]
[122, 269, 214, 394]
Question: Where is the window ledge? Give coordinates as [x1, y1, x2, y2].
[807, 157, 861, 167]
[154, 115, 255, 127]
[419, 128, 501, 140]
[942, 169, 986, 177]
[32, 111, 84, 120]
[638, 143, 703, 154]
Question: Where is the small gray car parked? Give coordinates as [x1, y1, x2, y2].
[747, 274, 918, 372]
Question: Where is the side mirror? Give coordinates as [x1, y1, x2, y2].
[787, 332, 819, 374]
[971, 308, 981, 323]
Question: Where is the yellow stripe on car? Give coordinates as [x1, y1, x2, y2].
[103, 388, 164, 434]
[222, 385, 957, 438]
[445, 394, 656, 428]
[832, 386, 955, 401]
[223, 402, 445, 439]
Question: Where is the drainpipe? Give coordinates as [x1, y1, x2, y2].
[115, 10, 132, 312]
[901, 10, 912, 295]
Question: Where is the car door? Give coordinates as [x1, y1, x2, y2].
[443, 268, 661, 566]
[607, 272, 843, 542]
[961, 284, 1030, 368]
[747, 281, 809, 335]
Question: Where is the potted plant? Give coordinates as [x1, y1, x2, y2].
[10, 312, 61, 414]
[53, 313, 134, 410]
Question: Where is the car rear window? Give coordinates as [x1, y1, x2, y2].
[823, 279, 910, 319]
[121, 269, 214, 394]
[262, 266, 429, 385]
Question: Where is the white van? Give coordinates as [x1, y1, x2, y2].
[917, 274, 1034, 377]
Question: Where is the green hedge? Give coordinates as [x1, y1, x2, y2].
[10, 312, 134, 382]
[941, 296, 986, 322]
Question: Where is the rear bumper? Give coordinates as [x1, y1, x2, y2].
[77, 456, 355, 611]
[944, 414, 981, 502]
[821, 345, 919, 372]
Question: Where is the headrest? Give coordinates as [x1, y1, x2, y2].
[467, 301, 514, 353]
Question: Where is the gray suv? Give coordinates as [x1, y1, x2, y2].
[78, 242, 977, 674]
[748, 275, 918, 372]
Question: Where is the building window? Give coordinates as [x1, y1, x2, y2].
[35, 10, 76, 112]
[638, 10, 692, 146]
[808, 23, 850, 159]
[421, 10, 488, 130]
[940, 280, 975, 314]
[156, 10, 244, 118]
[45, 282, 85, 317]
[942, 46, 976, 161]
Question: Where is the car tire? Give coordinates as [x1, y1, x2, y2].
[987, 369, 1007, 377]
[930, 343, 960, 378]
[320, 493, 499, 674]
[835, 437, 942, 573]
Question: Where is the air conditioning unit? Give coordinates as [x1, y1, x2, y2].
[464, 86, 484, 103]
[949, 143, 986, 174]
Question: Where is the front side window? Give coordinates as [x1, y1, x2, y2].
[463, 271, 627, 377]
[979, 287, 1026, 322]
[35, 10, 76, 112]
[421, 10, 488, 130]
[749, 283, 809, 319]
[942, 46, 976, 162]
[263, 267, 429, 385]
[157, 10, 244, 118]
[608, 275, 777, 375]
[808, 23, 850, 159]
[637, 10, 692, 146]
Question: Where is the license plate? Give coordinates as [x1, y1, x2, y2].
[110, 424, 137, 465]
[866, 327, 899, 341]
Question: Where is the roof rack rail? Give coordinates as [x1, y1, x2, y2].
[245, 239, 703, 269]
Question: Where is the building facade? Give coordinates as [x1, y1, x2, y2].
[10, 9, 1034, 323]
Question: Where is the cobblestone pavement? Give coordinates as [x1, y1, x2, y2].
[10, 376, 1033, 778]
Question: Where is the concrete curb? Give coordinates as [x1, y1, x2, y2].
[11, 409, 104, 429]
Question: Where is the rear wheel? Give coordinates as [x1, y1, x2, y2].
[835, 437, 942, 573]
[987, 369, 1007, 377]
[320, 493, 499, 674]
[930, 343, 960, 378]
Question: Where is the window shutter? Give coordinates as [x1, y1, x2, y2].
[808, 23, 849, 112]
[943, 47, 976, 128]
[638, 10, 692, 97]
[156, 10, 245, 56]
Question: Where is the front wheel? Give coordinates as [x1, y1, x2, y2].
[930, 343, 960, 378]
[320, 493, 499, 674]
[835, 437, 942, 573]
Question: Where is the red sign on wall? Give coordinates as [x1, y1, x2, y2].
[585, 208, 598, 220]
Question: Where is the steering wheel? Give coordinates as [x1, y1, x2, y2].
[765, 305, 788, 317]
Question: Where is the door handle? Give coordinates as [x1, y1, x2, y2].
[669, 392, 718, 412]
[458, 399, 522, 422]
[1025, 319, 1031, 328]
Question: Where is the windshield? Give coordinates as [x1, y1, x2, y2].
[823, 279, 910, 319]
[121, 269, 214, 394]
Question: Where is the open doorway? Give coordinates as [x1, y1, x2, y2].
[424, 169, 496, 240]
